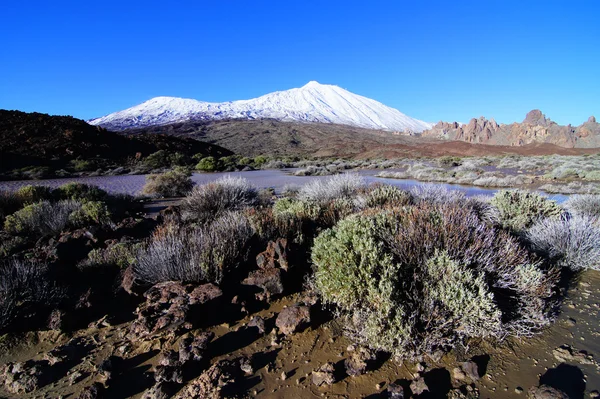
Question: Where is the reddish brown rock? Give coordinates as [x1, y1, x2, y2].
[528, 385, 569, 399]
[275, 305, 310, 335]
[242, 268, 284, 297]
[344, 346, 376, 377]
[174, 359, 242, 399]
[179, 331, 214, 363]
[312, 362, 336, 387]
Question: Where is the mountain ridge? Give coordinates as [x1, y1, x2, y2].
[89, 81, 432, 133]
[422, 109, 600, 148]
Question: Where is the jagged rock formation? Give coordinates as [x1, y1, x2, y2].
[422, 110, 600, 148]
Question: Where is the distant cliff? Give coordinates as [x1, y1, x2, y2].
[422, 110, 600, 148]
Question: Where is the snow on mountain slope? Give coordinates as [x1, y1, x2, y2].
[88, 81, 432, 132]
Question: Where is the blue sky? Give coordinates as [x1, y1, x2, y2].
[0, 0, 598, 125]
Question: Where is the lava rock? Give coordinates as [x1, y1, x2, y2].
[179, 331, 214, 363]
[174, 359, 242, 399]
[312, 363, 336, 387]
[242, 268, 284, 297]
[275, 305, 310, 335]
[410, 376, 429, 395]
[387, 383, 405, 398]
[528, 385, 569, 399]
[247, 316, 266, 334]
[344, 346, 376, 377]
[77, 382, 105, 399]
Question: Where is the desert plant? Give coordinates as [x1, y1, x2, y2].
[4, 200, 82, 237]
[526, 214, 600, 271]
[14, 185, 53, 204]
[69, 201, 113, 226]
[298, 173, 365, 202]
[363, 184, 413, 208]
[181, 176, 258, 223]
[311, 202, 557, 359]
[143, 168, 194, 198]
[195, 156, 219, 172]
[563, 194, 600, 217]
[143, 150, 171, 169]
[83, 242, 142, 269]
[491, 190, 563, 231]
[0, 259, 64, 331]
[135, 212, 253, 284]
[410, 185, 465, 205]
[54, 183, 107, 202]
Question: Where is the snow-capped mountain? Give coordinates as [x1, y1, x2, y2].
[89, 81, 432, 132]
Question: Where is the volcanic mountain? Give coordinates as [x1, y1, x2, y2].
[89, 81, 432, 133]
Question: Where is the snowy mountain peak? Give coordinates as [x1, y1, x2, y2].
[89, 82, 433, 133]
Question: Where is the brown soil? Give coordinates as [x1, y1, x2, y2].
[1, 270, 598, 399]
[123, 119, 600, 159]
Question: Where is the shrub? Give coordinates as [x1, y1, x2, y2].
[491, 190, 563, 231]
[69, 201, 112, 226]
[298, 173, 365, 202]
[563, 194, 600, 217]
[363, 184, 413, 208]
[437, 156, 463, 167]
[181, 176, 258, 223]
[15, 185, 53, 204]
[54, 183, 107, 202]
[195, 156, 219, 172]
[312, 203, 557, 359]
[411, 185, 465, 205]
[84, 242, 142, 269]
[71, 159, 96, 172]
[0, 259, 64, 331]
[4, 200, 82, 237]
[526, 214, 600, 271]
[0, 191, 22, 225]
[143, 150, 171, 169]
[143, 168, 194, 198]
[135, 212, 253, 284]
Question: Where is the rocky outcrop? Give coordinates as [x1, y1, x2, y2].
[129, 282, 222, 340]
[275, 305, 310, 335]
[422, 110, 600, 148]
[528, 384, 569, 399]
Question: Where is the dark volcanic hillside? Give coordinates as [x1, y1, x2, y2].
[0, 110, 232, 173]
[122, 118, 599, 158]
[422, 110, 600, 148]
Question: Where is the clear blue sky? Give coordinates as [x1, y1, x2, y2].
[0, 0, 598, 125]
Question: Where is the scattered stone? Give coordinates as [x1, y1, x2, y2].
[141, 382, 173, 399]
[154, 365, 183, 384]
[256, 239, 289, 271]
[0, 361, 47, 394]
[242, 268, 284, 297]
[589, 390, 600, 398]
[461, 360, 482, 381]
[281, 371, 287, 381]
[69, 371, 84, 385]
[129, 282, 222, 339]
[387, 383, 405, 398]
[239, 357, 253, 375]
[247, 316, 266, 334]
[178, 331, 214, 363]
[515, 386, 524, 394]
[552, 345, 595, 365]
[453, 367, 467, 381]
[410, 376, 429, 395]
[174, 359, 242, 399]
[157, 350, 180, 367]
[448, 386, 480, 398]
[528, 384, 569, 399]
[121, 265, 142, 296]
[47, 308, 67, 331]
[312, 363, 336, 387]
[77, 382, 105, 399]
[344, 346, 376, 377]
[275, 305, 310, 335]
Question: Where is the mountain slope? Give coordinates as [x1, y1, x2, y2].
[0, 110, 232, 173]
[422, 110, 600, 148]
[89, 81, 432, 133]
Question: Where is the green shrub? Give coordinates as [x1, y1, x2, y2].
[143, 150, 171, 169]
[142, 168, 194, 198]
[491, 190, 562, 231]
[312, 203, 557, 359]
[4, 200, 82, 237]
[437, 156, 463, 167]
[135, 213, 253, 284]
[563, 194, 600, 217]
[253, 156, 268, 168]
[54, 183, 107, 202]
[195, 156, 219, 172]
[84, 242, 141, 269]
[15, 185, 53, 204]
[69, 201, 112, 226]
[71, 159, 96, 172]
[363, 185, 413, 208]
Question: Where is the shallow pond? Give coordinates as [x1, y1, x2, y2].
[0, 169, 568, 202]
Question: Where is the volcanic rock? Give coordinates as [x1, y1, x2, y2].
[275, 305, 310, 335]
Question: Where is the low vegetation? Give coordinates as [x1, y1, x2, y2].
[142, 168, 194, 197]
